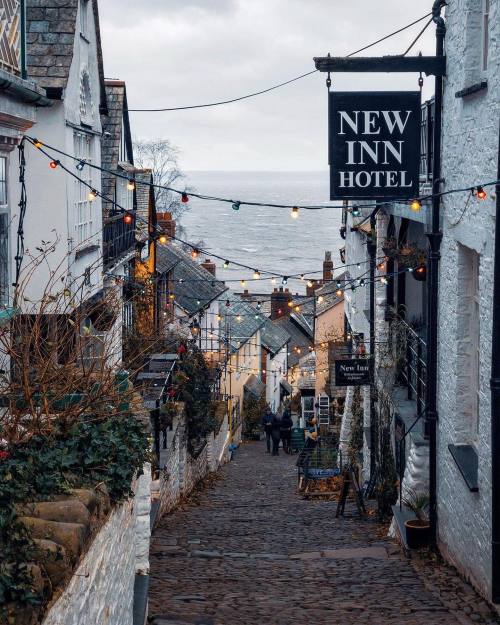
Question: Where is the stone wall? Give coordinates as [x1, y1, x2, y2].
[153, 408, 231, 526]
[436, 0, 499, 599]
[42, 498, 137, 625]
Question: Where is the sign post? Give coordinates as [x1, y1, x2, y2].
[329, 91, 421, 201]
[335, 359, 371, 387]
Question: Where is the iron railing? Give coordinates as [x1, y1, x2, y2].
[419, 98, 435, 183]
[103, 213, 136, 268]
[393, 315, 427, 418]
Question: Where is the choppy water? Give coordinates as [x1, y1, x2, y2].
[180, 171, 343, 295]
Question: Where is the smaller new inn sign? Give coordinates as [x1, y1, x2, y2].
[329, 91, 421, 200]
[335, 359, 371, 386]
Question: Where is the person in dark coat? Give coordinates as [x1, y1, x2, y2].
[280, 410, 293, 454]
[271, 413, 282, 456]
[261, 407, 274, 453]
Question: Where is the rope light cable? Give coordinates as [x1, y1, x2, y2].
[27, 137, 500, 215]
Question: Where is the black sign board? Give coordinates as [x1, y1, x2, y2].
[329, 91, 421, 200]
[335, 359, 371, 386]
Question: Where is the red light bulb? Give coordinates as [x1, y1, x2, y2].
[123, 212, 133, 224]
[49, 160, 59, 169]
[476, 186, 487, 200]
[181, 192, 189, 204]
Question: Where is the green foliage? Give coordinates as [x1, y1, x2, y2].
[348, 388, 364, 464]
[0, 415, 150, 609]
[178, 347, 217, 445]
[402, 488, 430, 521]
[242, 394, 268, 438]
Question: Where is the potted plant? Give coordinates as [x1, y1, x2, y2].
[403, 489, 431, 548]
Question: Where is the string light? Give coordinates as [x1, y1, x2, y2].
[307, 280, 314, 288]
[282, 276, 288, 285]
[169, 293, 175, 300]
[33, 139, 43, 148]
[217, 314, 222, 321]
[223, 260, 230, 268]
[88, 189, 98, 201]
[158, 234, 168, 244]
[476, 186, 487, 200]
[294, 305, 301, 313]
[76, 160, 85, 171]
[232, 201, 241, 211]
[123, 212, 133, 224]
[336, 289, 343, 297]
[240, 279, 246, 287]
[411, 199, 422, 212]
[300, 274, 305, 281]
[236, 315, 242, 322]
[287, 301, 293, 308]
[352, 206, 360, 217]
[49, 160, 59, 169]
[336, 280, 342, 289]
[271, 277, 277, 285]
[377, 261, 386, 271]
[191, 248, 200, 259]
[181, 192, 189, 204]
[317, 295, 324, 304]
[127, 179, 135, 191]
[291, 206, 299, 219]
[253, 270, 261, 279]
[380, 276, 388, 285]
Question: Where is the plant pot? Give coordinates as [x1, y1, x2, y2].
[405, 519, 431, 549]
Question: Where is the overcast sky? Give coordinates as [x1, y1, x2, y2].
[99, 0, 436, 172]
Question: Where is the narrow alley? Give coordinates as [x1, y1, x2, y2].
[148, 443, 499, 625]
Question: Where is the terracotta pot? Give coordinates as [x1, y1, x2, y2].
[405, 518, 431, 548]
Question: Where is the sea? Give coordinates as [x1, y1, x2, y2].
[180, 171, 344, 296]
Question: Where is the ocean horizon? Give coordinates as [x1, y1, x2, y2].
[180, 170, 344, 296]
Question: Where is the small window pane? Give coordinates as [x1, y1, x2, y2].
[0, 157, 7, 205]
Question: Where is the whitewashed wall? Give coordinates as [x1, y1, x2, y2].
[436, 0, 499, 599]
[266, 347, 287, 413]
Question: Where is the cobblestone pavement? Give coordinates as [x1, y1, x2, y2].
[149, 442, 500, 625]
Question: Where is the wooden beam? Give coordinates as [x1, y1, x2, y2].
[313, 55, 446, 76]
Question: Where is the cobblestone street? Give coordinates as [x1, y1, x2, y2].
[149, 443, 500, 625]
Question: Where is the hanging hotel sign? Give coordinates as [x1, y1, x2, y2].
[329, 91, 421, 200]
[335, 359, 371, 386]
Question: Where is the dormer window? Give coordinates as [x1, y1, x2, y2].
[79, 70, 94, 126]
[80, 0, 89, 38]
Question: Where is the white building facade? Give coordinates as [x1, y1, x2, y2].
[436, 0, 499, 599]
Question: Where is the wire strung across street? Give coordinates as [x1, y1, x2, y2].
[26, 136, 500, 216]
[127, 13, 434, 112]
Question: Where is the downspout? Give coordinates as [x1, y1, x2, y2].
[368, 207, 379, 478]
[490, 121, 500, 603]
[425, 0, 446, 547]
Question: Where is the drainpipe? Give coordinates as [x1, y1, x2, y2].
[490, 121, 500, 603]
[368, 209, 378, 478]
[425, 0, 446, 547]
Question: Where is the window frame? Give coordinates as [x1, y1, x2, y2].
[73, 131, 94, 247]
[482, 0, 490, 72]
[0, 155, 9, 307]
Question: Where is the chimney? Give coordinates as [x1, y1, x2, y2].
[306, 280, 321, 297]
[201, 258, 216, 276]
[323, 251, 333, 283]
[157, 212, 176, 240]
[241, 289, 251, 300]
[270, 287, 292, 320]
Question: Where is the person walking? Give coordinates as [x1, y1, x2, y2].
[261, 407, 274, 453]
[280, 409, 293, 454]
[271, 413, 282, 456]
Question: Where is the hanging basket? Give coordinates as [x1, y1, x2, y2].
[412, 264, 427, 282]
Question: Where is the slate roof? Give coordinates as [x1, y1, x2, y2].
[273, 316, 313, 368]
[315, 274, 346, 316]
[260, 318, 290, 356]
[156, 244, 228, 316]
[101, 80, 133, 215]
[239, 292, 272, 317]
[219, 291, 266, 351]
[26, 0, 107, 112]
